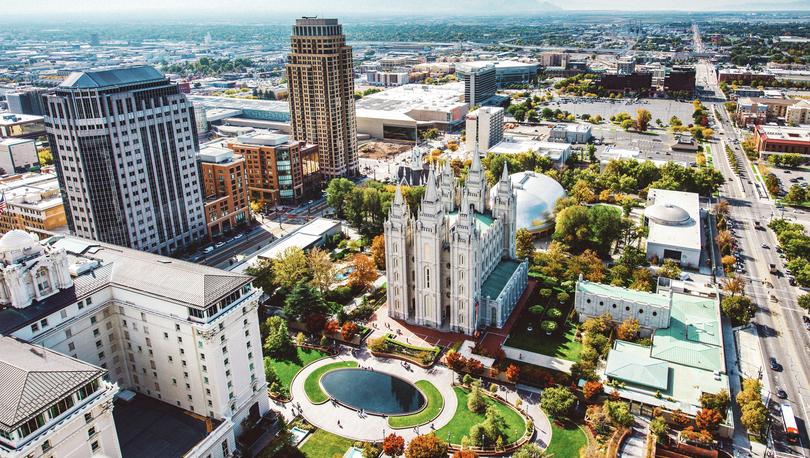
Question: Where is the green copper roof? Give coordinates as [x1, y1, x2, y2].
[651, 293, 723, 371]
[605, 341, 670, 390]
[481, 259, 521, 300]
[60, 66, 166, 89]
[447, 211, 495, 233]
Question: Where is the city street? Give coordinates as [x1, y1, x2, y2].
[714, 102, 810, 458]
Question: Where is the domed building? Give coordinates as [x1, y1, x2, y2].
[489, 170, 566, 234]
[644, 189, 702, 268]
[0, 230, 73, 309]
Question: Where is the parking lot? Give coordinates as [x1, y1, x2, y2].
[767, 164, 810, 197]
[592, 126, 698, 165]
[549, 98, 697, 124]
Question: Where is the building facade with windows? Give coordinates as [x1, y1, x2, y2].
[0, 173, 67, 239]
[384, 157, 528, 335]
[198, 145, 250, 239]
[465, 107, 504, 152]
[0, 230, 269, 458]
[228, 132, 320, 208]
[43, 66, 207, 255]
[457, 62, 497, 106]
[0, 336, 120, 458]
[286, 18, 358, 179]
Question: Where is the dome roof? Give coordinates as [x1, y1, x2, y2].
[0, 230, 39, 254]
[645, 203, 691, 226]
[489, 171, 566, 233]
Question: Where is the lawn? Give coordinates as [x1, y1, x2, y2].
[545, 422, 587, 457]
[388, 380, 444, 428]
[299, 429, 354, 458]
[304, 361, 358, 404]
[434, 387, 526, 445]
[504, 318, 582, 362]
[267, 347, 328, 391]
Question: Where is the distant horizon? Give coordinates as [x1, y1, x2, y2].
[5, 0, 810, 21]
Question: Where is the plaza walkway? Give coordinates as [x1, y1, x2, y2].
[283, 348, 553, 448]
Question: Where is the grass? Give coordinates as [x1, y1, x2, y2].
[545, 421, 588, 457]
[434, 387, 526, 445]
[267, 347, 328, 391]
[388, 380, 444, 428]
[304, 361, 358, 404]
[504, 316, 583, 362]
[299, 429, 354, 458]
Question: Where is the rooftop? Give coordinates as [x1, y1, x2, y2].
[0, 336, 103, 430]
[645, 189, 701, 251]
[481, 259, 522, 300]
[756, 124, 810, 143]
[0, 113, 43, 126]
[488, 138, 571, 160]
[355, 83, 466, 120]
[489, 171, 566, 233]
[188, 95, 290, 114]
[60, 66, 166, 89]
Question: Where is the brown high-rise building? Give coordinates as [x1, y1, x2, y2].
[286, 17, 358, 179]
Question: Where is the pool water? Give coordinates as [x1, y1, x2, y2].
[321, 368, 425, 415]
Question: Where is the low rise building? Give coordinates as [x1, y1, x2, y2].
[0, 172, 67, 237]
[786, 100, 810, 126]
[574, 280, 672, 335]
[489, 137, 572, 166]
[0, 114, 45, 139]
[644, 189, 702, 268]
[0, 230, 270, 458]
[717, 68, 775, 85]
[228, 132, 320, 208]
[754, 124, 810, 157]
[198, 145, 251, 239]
[235, 217, 343, 272]
[355, 83, 468, 141]
[0, 337, 120, 458]
[548, 123, 592, 144]
[0, 138, 39, 174]
[466, 107, 504, 152]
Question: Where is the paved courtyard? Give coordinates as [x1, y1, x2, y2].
[281, 348, 553, 448]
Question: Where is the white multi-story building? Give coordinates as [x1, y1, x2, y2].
[574, 280, 672, 336]
[43, 66, 207, 255]
[0, 229, 269, 458]
[384, 155, 528, 335]
[466, 107, 504, 152]
[0, 337, 120, 458]
[0, 139, 39, 175]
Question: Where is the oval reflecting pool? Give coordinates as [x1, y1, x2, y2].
[321, 368, 425, 415]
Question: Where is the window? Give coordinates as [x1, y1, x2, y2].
[42, 440, 51, 452]
[85, 413, 93, 424]
[87, 427, 96, 438]
[30, 323, 39, 332]
[91, 441, 99, 452]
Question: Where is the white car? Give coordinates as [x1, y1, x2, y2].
[233, 233, 244, 240]
[203, 246, 214, 254]
[215, 241, 226, 248]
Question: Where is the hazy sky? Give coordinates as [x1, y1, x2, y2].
[8, 0, 810, 17]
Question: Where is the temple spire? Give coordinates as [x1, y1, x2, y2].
[394, 179, 404, 205]
[471, 144, 481, 171]
[424, 167, 439, 202]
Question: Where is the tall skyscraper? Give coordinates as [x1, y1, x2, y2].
[44, 66, 207, 255]
[457, 62, 497, 106]
[286, 17, 358, 179]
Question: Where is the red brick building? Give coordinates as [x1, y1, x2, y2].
[198, 145, 251, 239]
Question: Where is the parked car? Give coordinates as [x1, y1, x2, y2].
[777, 388, 788, 399]
[215, 241, 226, 248]
[770, 357, 782, 371]
[203, 246, 214, 254]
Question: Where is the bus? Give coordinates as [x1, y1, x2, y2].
[782, 403, 800, 443]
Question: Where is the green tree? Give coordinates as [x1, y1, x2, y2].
[621, 119, 634, 131]
[511, 443, 546, 458]
[604, 400, 634, 427]
[658, 259, 682, 279]
[786, 184, 807, 204]
[721, 295, 755, 326]
[799, 294, 810, 311]
[263, 316, 293, 357]
[273, 246, 309, 289]
[467, 384, 487, 413]
[244, 259, 276, 297]
[540, 386, 577, 420]
[516, 228, 534, 259]
[325, 178, 356, 219]
[283, 281, 327, 321]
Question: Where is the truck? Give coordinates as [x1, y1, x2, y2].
[782, 403, 800, 444]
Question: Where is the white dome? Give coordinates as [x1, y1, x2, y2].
[645, 203, 691, 226]
[490, 171, 566, 233]
[0, 230, 39, 254]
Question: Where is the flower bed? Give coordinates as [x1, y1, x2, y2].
[367, 334, 441, 367]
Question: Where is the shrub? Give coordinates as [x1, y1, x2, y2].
[546, 308, 563, 320]
[340, 321, 359, 341]
[529, 305, 545, 315]
[540, 320, 558, 333]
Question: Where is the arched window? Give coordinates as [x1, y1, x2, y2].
[35, 267, 51, 295]
[425, 268, 431, 288]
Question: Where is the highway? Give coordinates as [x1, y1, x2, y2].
[713, 102, 810, 457]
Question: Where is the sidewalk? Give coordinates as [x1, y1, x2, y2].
[502, 345, 574, 374]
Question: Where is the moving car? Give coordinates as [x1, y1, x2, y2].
[770, 357, 782, 371]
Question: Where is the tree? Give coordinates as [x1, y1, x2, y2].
[721, 295, 755, 325]
[721, 255, 736, 273]
[695, 408, 723, 431]
[700, 390, 730, 416]
[340, 321, 359, 341]
[621, 119, 634, 131]
[540, 386, 576, 419]
[604, 400, 634, 427]
[405, 434, 448, 458]
[616, 318, 640, 341]
[721, 275, 746, 296]
[799, 294, 810, 311]
[636, 108, 652, 132]
[714, 199, 730, 218]
[583, 380, 604, 401]
[658, 259, 681, 280]
[787, 184, 807, 204]
[326, 178, 356, 219]
[629, 267, 653, 292]
[244, 259, 276, 297]
[273, 246, 309, 289]
[308, 248, 335, 294]
[516, 228, 534, 259]
[349, 253, 378, 290]
[650, 416, 667, 438]
[38, 148, 53, 166]
[371, 234, 386, 269]
[506, 364, 521, 382]
[264, 357, 279, 386]
[669, 115, 682, 127]
[383, 433, 405, 457]
[451, 451, 478, 458]
[263, 316, 293, 357]
[511, 443, 546, 458]
[283, 281, 326, 321]
[467, 384, 487, 413]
